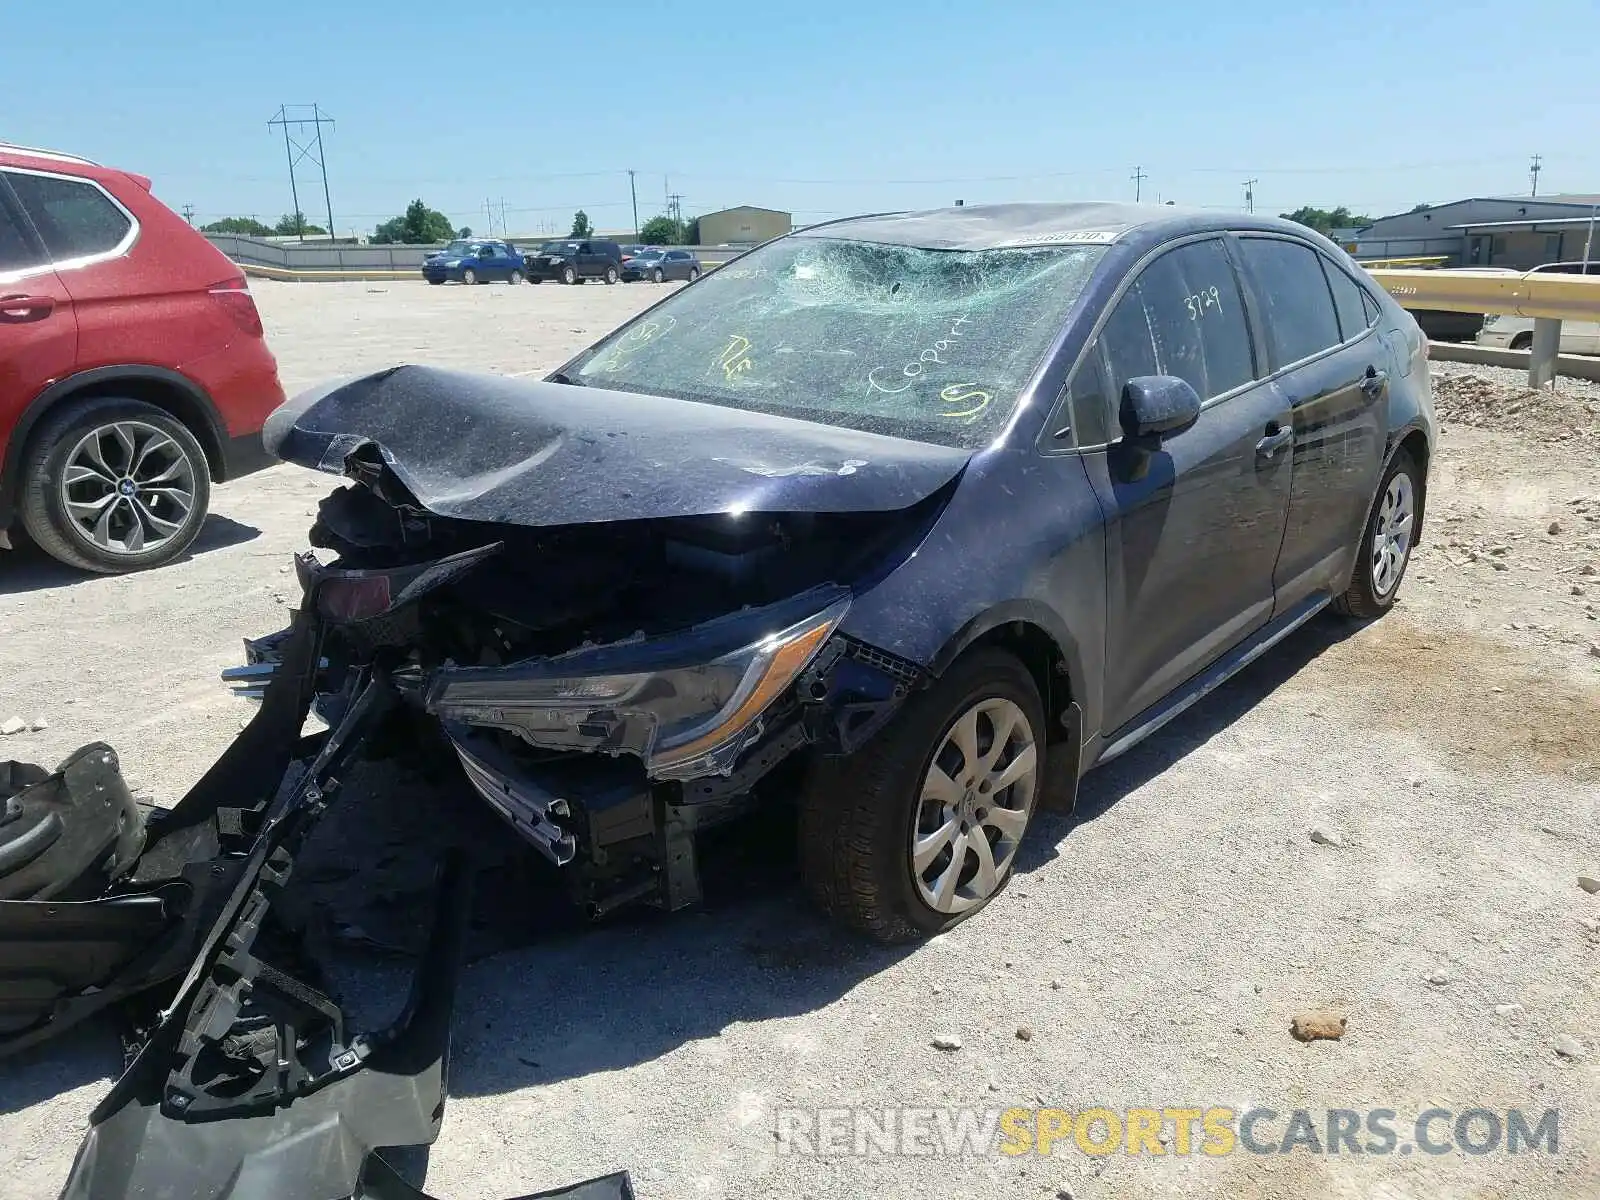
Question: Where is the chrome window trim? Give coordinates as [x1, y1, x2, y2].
[0, 165, 140, 286]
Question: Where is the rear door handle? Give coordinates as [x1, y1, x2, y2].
[0, 294, 55, 323]
[1361, 366, 1388, 397]
[1256, 423, 1294, 459]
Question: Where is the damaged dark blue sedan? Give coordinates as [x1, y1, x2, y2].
[248, 201, 1435, 943]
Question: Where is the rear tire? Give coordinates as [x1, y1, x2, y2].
[461, 268, 478, 286]
[426, 277, 444, 285]
[1510, 332, 1533, 351]
[561, 266, 577, 285]
[508, 270, 524, 285]
[799, 648, 1044, 942]
[604, 265, 619, 285]
[1334, 449, 1420, 619]
[18, 397, 211, 574]
[688, 267, 701, 281]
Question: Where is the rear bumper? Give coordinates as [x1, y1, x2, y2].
[221, 430, 276, 480]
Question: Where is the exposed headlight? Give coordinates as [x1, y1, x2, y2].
[428, 596, 850, 778]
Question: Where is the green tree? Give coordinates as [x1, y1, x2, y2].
[1409, 203, 1432, 213]
[372, 199, 457, 244]
[201, 216, 275, 237]
[457, 226, 472, 238]
[274, 212, 327, 236]
[638, 215, 684, 245]
[1280, 206, 1374, 236]
[683, 215, 700, 245]
[569, 209, 594, 238]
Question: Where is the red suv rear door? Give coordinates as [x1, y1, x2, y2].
[0, 180, 77, 479]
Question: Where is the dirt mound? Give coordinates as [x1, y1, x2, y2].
[1431, 365, 1600, 445]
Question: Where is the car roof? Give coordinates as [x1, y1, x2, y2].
[800, 202, 1320, 251]
[0, 142, 100, 170]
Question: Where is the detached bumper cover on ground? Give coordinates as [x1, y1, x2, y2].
[0, 608, 636, 1200]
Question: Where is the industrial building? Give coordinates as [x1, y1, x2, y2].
[1353, 195, 1600, 268]
[695, 206, 792, 246]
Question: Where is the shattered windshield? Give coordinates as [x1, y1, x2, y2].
[571, 236, 1106, 448]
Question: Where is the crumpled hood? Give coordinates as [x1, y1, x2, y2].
[264, 366, 972, 527]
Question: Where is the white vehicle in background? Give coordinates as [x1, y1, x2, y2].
[1477, 261, 1600, 355]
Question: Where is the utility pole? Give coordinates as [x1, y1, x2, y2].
[667, 192, 684, 226]
[1529, 154, 1542, 196]
[268, 105, 336, 240]
[181, 204, 195, 226]
[1243, 179, 1258, 214]
[499, 198, 508, 238]
[628, 169, 639, 240]
[1131, 165, 1147, 203]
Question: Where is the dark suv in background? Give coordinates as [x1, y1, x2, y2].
[524, 238, 623, 284]
[0, 142, 284, 573]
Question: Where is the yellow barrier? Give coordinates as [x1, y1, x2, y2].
[1364, 267, 1600, 321]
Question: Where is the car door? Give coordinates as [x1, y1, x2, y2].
[1067, 236, 1293, 734]
[574, 241, 595, 277]
[666, 250, 689, 280]
[1232, 237, 1387, 613]
[0, 177, 78, 479]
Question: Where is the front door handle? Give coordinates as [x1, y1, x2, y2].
[1256, 423, 1294, 459]
[1361, 366, 1388, 397]
[0, 294, 55, 323]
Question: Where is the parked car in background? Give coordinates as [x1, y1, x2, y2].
[621, 247, 703, 283]
[0, 142, 284, 573]
[1476, 261, 1600, 355]
[421, 239, 525, 285]
[524, 239, 623, 284]
[246, 203, 1433, 940]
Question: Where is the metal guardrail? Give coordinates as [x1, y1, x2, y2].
[1365, 267, 1600, 386]
[1356, 255, 1451, 269]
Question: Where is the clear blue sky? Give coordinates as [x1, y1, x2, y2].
[8, 0, 1598, 237]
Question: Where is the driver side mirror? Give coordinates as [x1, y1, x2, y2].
[1120, 375, 1202, 442]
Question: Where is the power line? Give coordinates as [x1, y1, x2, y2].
[267, 104, 336, 240]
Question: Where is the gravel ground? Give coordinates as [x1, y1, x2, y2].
[2, 282, 1597, 1200]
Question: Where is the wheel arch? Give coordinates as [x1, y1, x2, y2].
[927, 601, 1083, 746]
[1389, 424, 1431, 544]
[2, 366, 228, 527]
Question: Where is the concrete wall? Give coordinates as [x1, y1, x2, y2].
[207, 234, 748, 279]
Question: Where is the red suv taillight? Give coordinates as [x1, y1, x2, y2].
[208, 276, 264, 337]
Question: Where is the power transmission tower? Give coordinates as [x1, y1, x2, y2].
[628, 169, 639, 240]
[1243, 178, 1258, 214]
[1131, 165, 1147, 203]
[1529, 154, 1542, 196]
[181, 204, 195, 226]
[267, 105, 336, 240]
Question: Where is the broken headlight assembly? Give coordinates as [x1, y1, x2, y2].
[428, 593, 850, 779]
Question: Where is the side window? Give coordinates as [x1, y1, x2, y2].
[1133, 239, 1255, 401]
[1322, 259, 1372, 342]
[5, 171, 131, 262]
[1361, 289, 1381, 325]
[0, 193, 46, 272]
[1237, 238, 1341, 367]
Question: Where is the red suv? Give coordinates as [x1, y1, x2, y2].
[0, 143, 285, 572]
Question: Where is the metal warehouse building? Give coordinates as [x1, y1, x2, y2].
[1354, 195, 1599, 268]
[696, 206, 792, 246]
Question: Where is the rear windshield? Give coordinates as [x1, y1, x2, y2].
[571, 235, 1105, 449]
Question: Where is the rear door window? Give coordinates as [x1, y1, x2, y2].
[4, 171, 132, 262]
[1322, 259, 1373, 342]
[1237, 237, 1342, 368]
[0, 192, 46, 272]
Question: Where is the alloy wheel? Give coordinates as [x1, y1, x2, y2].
[461, 268, 477, 285]
[1370, 471, 1414, 598]
[910, 697, 1038, 914]
[59, 420, 199, 557]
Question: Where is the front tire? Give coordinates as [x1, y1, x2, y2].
[1334, 448, 1420, 618]
[460, 268, 478, 286]
[799, 648, 1044, 942]
[561, 266, 577, 285]
[652, 267, 664, 284]
[18, 397, 211, 574]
